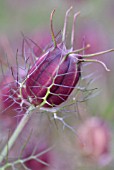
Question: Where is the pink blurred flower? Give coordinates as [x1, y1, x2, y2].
[77, 117, 112, 166]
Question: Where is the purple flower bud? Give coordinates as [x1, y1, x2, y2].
[23, 9, 81, 108]
[22, 8, 114, 108]
[25, 46, 81, 107]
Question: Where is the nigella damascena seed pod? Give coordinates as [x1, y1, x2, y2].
[25, 47, 81, 107]
[22, 9, 81, 108]
[22, 8, 114, 108]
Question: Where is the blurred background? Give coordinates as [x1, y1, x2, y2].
[0, 0, 114, 170]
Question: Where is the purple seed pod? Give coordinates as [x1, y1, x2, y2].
[23, 8, 82, 108]
[21, 7, 114, 108]
[25, 47, 81, 107]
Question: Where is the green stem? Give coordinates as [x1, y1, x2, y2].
[0, 105, 35, 164]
